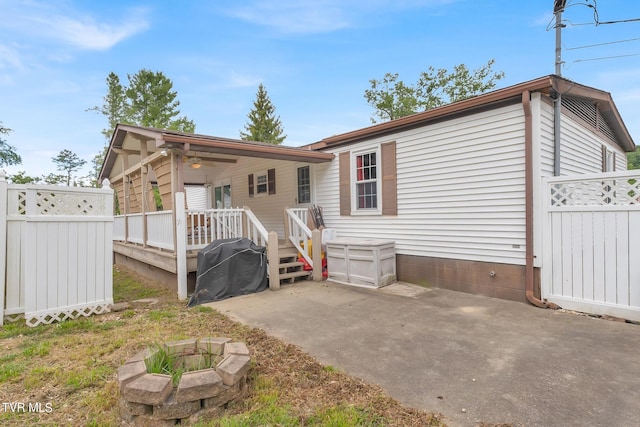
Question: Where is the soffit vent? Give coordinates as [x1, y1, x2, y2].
[562, 96, 597, 128]
[562, 95, 617, 142]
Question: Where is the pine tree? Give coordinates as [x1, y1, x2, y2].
[240, 84, 286, 144]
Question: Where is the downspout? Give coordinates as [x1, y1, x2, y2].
[553, 91, 562, 176]
[522, 91, 559, 309]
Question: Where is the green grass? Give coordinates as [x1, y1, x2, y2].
[23, 366, 59, 390]
[0, 361, 27, 383]
[215, 381, 299, 427]
[210, 377, 386, 427]
[64, 364, 113, 390]
[148, 309, 178, 321]
[0, 321, 47, 339]
[145, 343, 187, 386]
[307, 405, 385, 426]
[113, 267, 161, 302]
[21, 340, 52, 357]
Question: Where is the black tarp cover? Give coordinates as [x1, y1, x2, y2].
[187, 238, 267, 307]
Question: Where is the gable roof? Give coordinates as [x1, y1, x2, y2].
[99, 124, 334, 181]
[306, 75, 635, 152]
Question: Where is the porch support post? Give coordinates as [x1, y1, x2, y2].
[140, 139, 148, 247]
[267, 231, 280, 290]
[121, 154, 130, 242]
[312, 228, 322, 282]
[0, 172, 7, 325]
[283, 206, 291, 242]
[175, 192, 188, 300]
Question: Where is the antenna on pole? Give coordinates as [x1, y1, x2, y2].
[554, 0, 567, 75]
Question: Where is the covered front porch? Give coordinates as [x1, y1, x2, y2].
[99, 124, 334, 298]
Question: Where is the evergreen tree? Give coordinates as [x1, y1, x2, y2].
[125, 69, 195, 132]
[240, 84, 286, 144]
[88, 69, 196, 186]
[52, 149, 87, 186]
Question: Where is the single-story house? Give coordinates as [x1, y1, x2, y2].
[99, 74, 636, 306]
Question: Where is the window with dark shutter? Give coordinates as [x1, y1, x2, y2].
[339, 151, 351, 216]
[268, 168, 276, 195]
[381, 141, 397, 215]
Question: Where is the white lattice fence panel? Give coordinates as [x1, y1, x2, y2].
[20, 184, 114, 327]
[33, 189, 109, 216]
[543, 171, 640, 322]
[25, 303, 112, 327]
[549, 173, 640, 207]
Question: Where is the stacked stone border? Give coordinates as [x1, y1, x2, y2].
[117, 337, 251, 425]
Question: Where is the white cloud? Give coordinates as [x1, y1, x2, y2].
[225, 0, 459, 35]
[227, 0, 351, 34]
[38, 10, 150, 50]
[0, 1, 150, 51]
[0, 44, 24, 70]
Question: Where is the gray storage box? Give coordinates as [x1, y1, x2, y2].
[326, 238, 396, 288]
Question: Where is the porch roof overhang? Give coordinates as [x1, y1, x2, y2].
[305, 75, 636, 153]
[99, 125, 334, 181]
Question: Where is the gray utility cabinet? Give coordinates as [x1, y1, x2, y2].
[326, 238, 396, 288]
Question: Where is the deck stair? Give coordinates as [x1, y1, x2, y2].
[276, 245, 311, 285]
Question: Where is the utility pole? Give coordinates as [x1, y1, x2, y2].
[553, 0, 566, 175]
[554, 0, 566, 75]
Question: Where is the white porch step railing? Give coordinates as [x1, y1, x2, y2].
[244, 206, 268, 247]
[285, 207, 313, 267]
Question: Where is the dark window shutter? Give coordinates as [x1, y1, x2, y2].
[339, 151, 351, 216]
[381, 141, 398, 215]
[248, 174, 254, 197]
[601, 146, 607, 172]
[268, 168, 276, 195]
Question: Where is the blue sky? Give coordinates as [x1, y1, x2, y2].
[1, 0, 639, 179]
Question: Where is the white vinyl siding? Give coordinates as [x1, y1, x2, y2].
[539, 101, 628, 176]
[221, 158, 300, 237]
[316, 103, 528, 265]
[539, 98, 556, 178]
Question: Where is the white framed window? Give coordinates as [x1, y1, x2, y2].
[248, 168, 276, 197]
[605, 149, 614, 172]
[256, 171, 268, 195]
[297, 165, 311, 204]
[352, 148, 380, 212]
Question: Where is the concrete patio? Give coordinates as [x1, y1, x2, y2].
[205, 281, 640, 427]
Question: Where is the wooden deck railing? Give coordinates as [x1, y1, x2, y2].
[112, 196, 324, 299]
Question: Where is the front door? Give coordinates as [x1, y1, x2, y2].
[214, 181, 231, 209]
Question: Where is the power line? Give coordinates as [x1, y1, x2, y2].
[597, 17, 640, 25]
[565, 37, 640, 50]
[572, 53, 640, 63]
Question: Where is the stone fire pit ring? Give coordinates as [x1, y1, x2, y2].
[117, 337, 251, 425]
